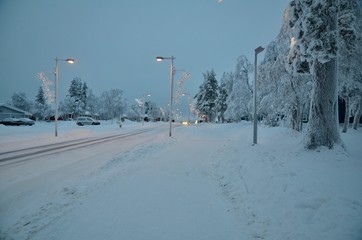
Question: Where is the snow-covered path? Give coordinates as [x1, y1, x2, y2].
[34, 125, 243, 239]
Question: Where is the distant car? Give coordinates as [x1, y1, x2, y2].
[76, 117, 100, 126]
[0, 117, 35, 126]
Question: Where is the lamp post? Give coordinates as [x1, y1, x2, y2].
[54, 57, 74, 137]
[156, 56, 175, 137]
[253, 46, 264, 144]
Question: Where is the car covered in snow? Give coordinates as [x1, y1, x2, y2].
[0, 117, 35, 126]
[76, 117, 100, 126]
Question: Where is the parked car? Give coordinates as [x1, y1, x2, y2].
[0, 117, 35, 126]
[76, 117, 100, 126]
[18, 118, 35, 126]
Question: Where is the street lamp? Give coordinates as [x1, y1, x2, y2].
[253, 46, 264, 144]
[156, 56, 175, 137]
[54, 57, 74, 137]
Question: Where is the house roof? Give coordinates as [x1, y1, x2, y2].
[0, 103, 32, 115]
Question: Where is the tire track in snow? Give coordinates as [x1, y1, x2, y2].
[0, 127, 157, 166]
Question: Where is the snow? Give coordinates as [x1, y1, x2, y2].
[0, 121, 361, 239]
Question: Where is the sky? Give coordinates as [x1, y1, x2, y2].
[0, 0, 290, 115]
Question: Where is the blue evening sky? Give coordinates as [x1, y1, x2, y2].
[0, 0, 290, 113]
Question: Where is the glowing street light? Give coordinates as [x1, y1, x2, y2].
[54, 57, 75, 137]
[253, 46, 264, 144]
[155, 56, 175, 137]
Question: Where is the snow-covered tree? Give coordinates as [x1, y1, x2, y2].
[36, 72, 54, 104]
[81, 81, 88, 109]
[338, 0, 361, 132]
[9, 92, 32, 112]
[195, 69, 219, 122]
[125, 103, 142, 121]
[145, 101, 161, 121]
[34, 87, 50, 120]
[215, 81, 228, 123]
[99, 89, 126, 120]
[84, 89, 100, 117]
[224, 56, 253, 121]
[63, 77, 88, 117]
[288, 0, 341, 149]
[257, 7, 313, 130]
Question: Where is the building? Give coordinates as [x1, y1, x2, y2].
[0, 103, 32, 120]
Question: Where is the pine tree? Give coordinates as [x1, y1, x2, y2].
[34, 87, 49, 120]
[195, 69, 219, 122]
[36, 87, 46, 105]
[66, 77, 88, 117]
[216, 82, 228, 123]
[68, 77, 83, 99]
[81, 81, 88, 109]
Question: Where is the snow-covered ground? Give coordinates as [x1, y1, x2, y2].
[0, 120, 361, 240]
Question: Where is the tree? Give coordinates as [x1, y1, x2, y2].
[195, 69, 219, 122]
[258, 8, 313, 131]
[34, 87, 49, 120]
[215, 81, 228, 123]
[81, 81, 88, 109]
[35, 86, 46, 105]
[145, 101, 161, 121]
[224, 56, 253, 122]
[99, 89, 126, 120]
[36, 72, 54, 105]
[337, 0, 361, 133]
[9, 92, 32, 112]
[288, 0, 341, 149]
[84, 89, 100, 117]
[352, 0, 362, 129]
[64, 77, 88, 117]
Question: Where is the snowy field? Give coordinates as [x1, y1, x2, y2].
[0, 120, 361, 240]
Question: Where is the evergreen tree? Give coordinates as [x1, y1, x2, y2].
[35, 87, 46, 105]
[195, 69, 219, 122]
[65, 77, 88, 117]
[68, 78, 83, 99]
[81, 81, 88, 109]
[34, 87, 49, 120]
[215, 82, 228, 123]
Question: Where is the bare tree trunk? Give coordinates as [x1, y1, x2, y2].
[353, 97, 362, 130]
[304, 59, 341, 149]
[342, 96, 350, 133]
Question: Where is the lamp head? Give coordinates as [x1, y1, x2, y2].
[156, 56, 164, 62]
[66, 58, 75, 64]
[255, 46, 264, 54]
